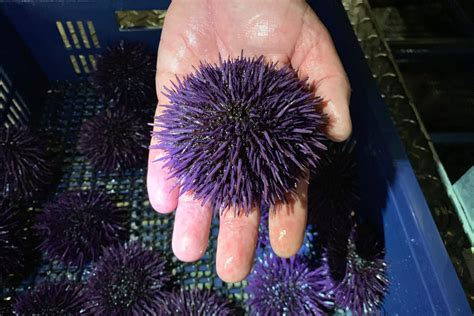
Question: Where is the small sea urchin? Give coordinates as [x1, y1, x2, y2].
[92, 41, 156, 108]
[154, 55, 326, 214]
[79, 108, 148, 172]
[325, 223, 389, 314]
[163, 289, 234, 316]
[309, 141, 359, 213]
[36, 190, 127, 267]
[87, 243, 171, 315]
[246, 253, 334, 315]
[308, 141, 359, 240]
[13, 280, 87, 315]
[0, 200, 28, 281]
[0, 127, 53, 202]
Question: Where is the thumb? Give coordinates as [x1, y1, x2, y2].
[296, 10, 351, 142]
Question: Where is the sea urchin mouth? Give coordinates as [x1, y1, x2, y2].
[153, 55, 327, 214]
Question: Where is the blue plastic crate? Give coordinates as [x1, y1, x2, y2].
[0, 0, 470, 314]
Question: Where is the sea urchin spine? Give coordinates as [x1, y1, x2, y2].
[325, 223, 389, 315]
[92, 40, 157, 109]
[153, 55, 326, 214]
[36, 190, 127, 267]
[162, 289, 234, 316]
[87, 243, 171, 315]
[309, 140, 359, 215]
[0, 127, 53, 202]
[257, 204, 270, 250]
[246, 252, 334, 315]
[308, 140, 359, 243]
[0, 199, 28, 281]
[79, 108, 149, 172]
[13, 280, 87, 315]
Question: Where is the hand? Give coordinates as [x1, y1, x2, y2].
[147, 0, 351, 282]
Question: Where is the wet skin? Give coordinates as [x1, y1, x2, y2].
[148, 0, 351, 282]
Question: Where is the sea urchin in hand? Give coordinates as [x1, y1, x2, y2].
[79, 108, 148, 172]
[153, 55, 326, 214]
[162, 289, 234, 316]
[13, 280, 87, 315]
[87, 243, 171, 315]
[325, 222, 389, 314]
[0, 127, 53, 202]
[36, 190, 127, 267]
[246, 253, 334, 315]
[92, 40, 157, 108]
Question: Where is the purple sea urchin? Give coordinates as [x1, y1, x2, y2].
[12, 280, 87, 315]
[0, 299, 11, 315]
[36, 190, 127, 267]
[325, 223, 389, 314]
[309, 141, 359, 213]
[308, 141, 359, 240]
[0, 127, 53, 202]
[92, 41, 157, 108]
[257, 205, 270, 249]
[153, 55, 326, 214]
[246, 253, 334, 315]
[162, 289, 234, 316]
[0, 200, 27, 281]
[87, 243, 171, 315]
[79, 108, 148, 172]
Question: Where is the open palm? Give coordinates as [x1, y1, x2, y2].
[148, 0, 351, 282]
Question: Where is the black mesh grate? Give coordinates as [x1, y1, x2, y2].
[2, 80, 248, 311]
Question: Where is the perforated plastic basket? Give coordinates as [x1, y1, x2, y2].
[0, 0, 470, 314]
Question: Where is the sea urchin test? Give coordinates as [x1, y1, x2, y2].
[153, 55, 327, 213]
